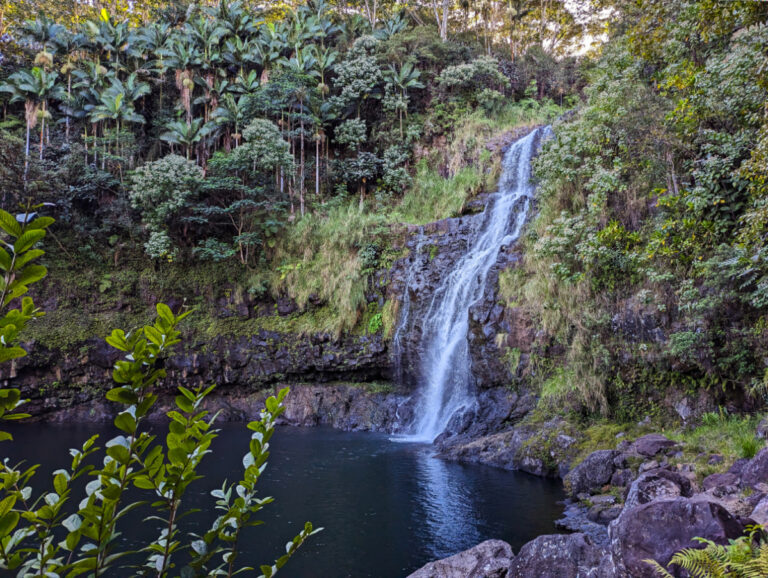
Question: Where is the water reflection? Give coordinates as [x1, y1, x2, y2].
[413, 447, 482, 560]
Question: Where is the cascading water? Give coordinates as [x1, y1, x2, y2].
[397, 127, 550, 442]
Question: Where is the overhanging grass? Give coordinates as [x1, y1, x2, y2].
[391, 161, 483, 224]
[269, 202, 390, 335]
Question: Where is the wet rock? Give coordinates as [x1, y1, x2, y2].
[564, 450, 620, 497]
[439, 418, 579, 478]
[435, 389, 531, 448]
[555, 503, 610, 547]
[741, 448, 768, 489]
[630, 434, 675, 457]
[509, 533, 612, 578]
[609, 498, 746, 577]
[588, 504, 623, 525]
[406, 539, 514, 578]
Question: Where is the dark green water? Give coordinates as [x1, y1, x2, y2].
[2, 423, 564, 577]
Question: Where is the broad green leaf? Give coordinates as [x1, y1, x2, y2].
[27, 216, 54, 230]
[14, 264, 47, 287]
[13, 229, 45, 254]
[0, 210, 21, 238]
[114, 411, 137, 434]
[0, 247, 11, 271]
[0, 347, 26, 363]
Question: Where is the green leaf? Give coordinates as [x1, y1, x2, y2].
[53, 472, 68, 495]
[14, 249, 44, 269]
[26, 216, 54, 230]
[144, 325, 164, 346]
[0, 511, 19, 537]
[133, 476, 155, 490]
[114, 411, 137, 434]
[0, 210, 21, 238]
[175, 394, 194, 413]
[106, 329, 128, 351]
[0, 347, 27, 363]
[0, 247, 11, 271]
[105, 387, 138, 405]
[14, 264, 47, 287]
[13, 229, 45, 254]
[156, 303, 174, 324]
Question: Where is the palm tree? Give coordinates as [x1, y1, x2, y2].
[138, 22, 172, 112]
[213, 0, 259, 41]
[89, 77, 147, 172]
[161, 118, 214, 162]
[385, 62, 424, 137]
[22, 14, 64, 54]
[256, 23, 287, 85]
[0, 67, 59, 176]
[309, 44, 338, 98]
[83, 9, 135, 68]
[54, 29, 87, 143]
[159, 34, 201, 127]
[213, 93, 248, 149]
[72, 60, 113, 164]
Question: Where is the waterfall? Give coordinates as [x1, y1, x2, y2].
[397, 127, 550, 442]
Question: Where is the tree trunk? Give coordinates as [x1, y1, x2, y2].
[39, 101, 45, 161]
[300, 100, 305, 217]
[66, 74, 71, 143]
[24, 124, 30, 181]
[315, 136, 320, 199]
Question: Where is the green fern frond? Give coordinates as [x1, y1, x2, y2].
[645, 558, 675, 578]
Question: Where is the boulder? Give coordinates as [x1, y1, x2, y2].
[509, 533, 613, 578]
[609, 497, 745, 578]
[587, 504, 623, 525]
[610, 468, 634, 488]
[702, 473, 739, 492]
[630, 434, 675, 457]
[757, 417, 768, 440]
[750, 495, 768, 526]
[623, 469, 693, 511]
[554, 503, 610, 547]
[740, 448, 768, 489]
[407, 540, 514, 578]
[564, 450, 620, 497]
[729, 458, 750, 476]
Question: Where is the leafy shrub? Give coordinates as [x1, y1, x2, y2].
[128, 154, 203, 232]
[0, 211, 317, 576]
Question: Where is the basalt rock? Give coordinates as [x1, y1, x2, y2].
[509, 533, 614, 578]
[438, 418, 579, 478]
[609, 498, 745, 578]
[406, 539, 514, 578]
[27, 382, 412, 432]
[628, 434, 676, 458]
[6, 330, 392, 420]
[622, 469, 693, 511]
[564, 450, 620, 497]
[740, 447, 768, 489]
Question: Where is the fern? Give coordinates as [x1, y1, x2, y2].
[646, 526, 768, 578]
